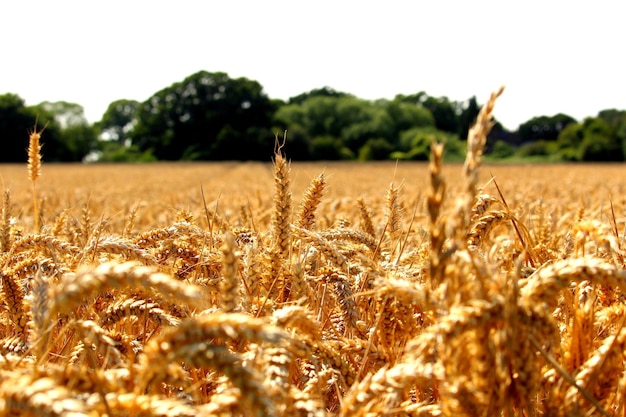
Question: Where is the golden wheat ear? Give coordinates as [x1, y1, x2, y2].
[219, 231, 241, 312]
[270, 136, 292, 302]
[27, 121, 45, 232]
[428, 142, 446, 286]
[463, 85, 505, 199]
[27, 122, 43, 183]
[297, 173, 326, 231]
[1, 190, 12, 253]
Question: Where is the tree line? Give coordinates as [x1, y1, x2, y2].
[1, 70, 625, 163]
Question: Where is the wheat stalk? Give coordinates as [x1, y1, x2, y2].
[219, 231, 240, 312]
[49, 261, 208, 317]
[297, 173, 326, 231]
[27, 123, 44, 233]
[0, 372, 94, 416]
[0, 190, 11, 253]
[271, 144, 292, 302]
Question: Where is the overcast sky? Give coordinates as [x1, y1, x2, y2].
[1, 1, 623, 131]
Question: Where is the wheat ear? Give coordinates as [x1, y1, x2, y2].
[428, 142, 446, 285]
[520, 257, 626, 310]
[9, 235, 80, 260]
[327, 271, 360, 335]
[1, 272, 28, 338]
[99, 297, 181, 327]
[467, 210, 510, 248]
[138, 313, 301, 415]
[270, 143, 292, 301]
[357, 196, 376, 238]
[564, 323, 626, 411]
[463, 86, 505, 199]
[220, 231, 240, 312]
[75, 320, 123, 367]
[0, 373, 93, 416]
[82, 236, 158, 265]
[0, 190, 11, 253]
[297, 173, 326, 231]
[321, 228, 378, 252]
[453, 86, 504, 241]
[100, 393, 201, 417]
[49, 261, 207, 317]
[26, 268, 51, 361]
[385, 183, 403, 251]
[27, 122, 44, 232]
[470, 193, 500, 223]
[133, 222, 211, 249]
[293, 226, 348, 271]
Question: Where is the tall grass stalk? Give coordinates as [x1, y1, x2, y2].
[27, 123, 44, 232]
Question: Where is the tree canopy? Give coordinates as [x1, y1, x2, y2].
[0, 94, 96, 162]
[273, 94, 440, 160]
[2, 70, 626, 163]
[131, 71, 276, 160]
[518, 113, 577, 142]
[98, 99, 140, 145]
[36, 101, 98, 161]
[0, 93, 42, 163]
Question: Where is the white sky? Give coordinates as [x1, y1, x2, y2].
[1, 1, 623, 131]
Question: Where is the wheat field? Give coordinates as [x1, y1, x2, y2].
[2, 90, 626, 416]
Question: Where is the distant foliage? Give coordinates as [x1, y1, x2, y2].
[391, 127, 464, 161]
[0, 94, 96, 162]
[97, 99, 140, 145]
[3, 71, 626, 162]
[358, 138, 394, 161]
[556, 115, 625, 162]
[131, 71, 276, 160]
[518, 113, 577, 142]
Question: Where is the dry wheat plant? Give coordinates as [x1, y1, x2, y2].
[1, 86, 626, 416]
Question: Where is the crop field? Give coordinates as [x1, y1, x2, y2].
[2, 93, 626, 416]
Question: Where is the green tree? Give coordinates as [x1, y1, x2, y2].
[275, 96, 396, 158]
[579, 117, 622, 161]
[308, 136, 351, 160]
[337, 98, 393, 152]
[556, 117, 623, 161]
[132, 71, 275, 160]
[597, 109, 626, 159]
[392, 127, 463, 161]
[36, 101, 98, 161]
[598, 109, 626, 128]
[358, 138, 394, 161]
[273, 104, 307, 132]
[272, 106, 312, 160]
[300, 96, 342, 138]
[556, 122, 584, 160]
[394, 92, 461, 134]
[384, 99, 435, 141]
[282, 125, 313, 161]
[0, 93, 39, 162]
[489, 140, 516, 159]
[514, 140, 559, 159]
[98, 99, 140, 145]
[0, 94, 66, 162]
[518, 113, 577, 142]
[288, 86, 350, 105]
[97, 141, 156, 162]
[458, 96, 480, 140]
